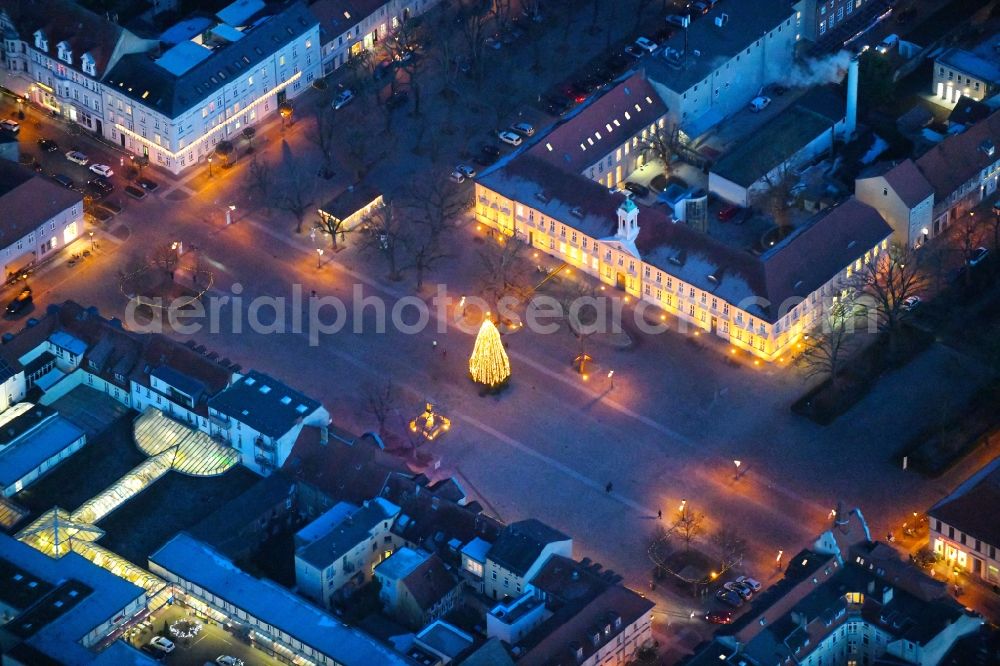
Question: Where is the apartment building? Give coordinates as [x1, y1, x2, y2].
[934, 43, 1000, 107]
[796, 0, 883, 45]
[928, 456, 1000, 585]
[484, 519, 572, 601]
[310, 0, 442, 74]
[855, 159, 935, 248]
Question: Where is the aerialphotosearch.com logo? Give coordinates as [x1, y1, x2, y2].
[124, 282, 878, 346]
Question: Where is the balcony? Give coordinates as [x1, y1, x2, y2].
[255, 436, 276, 452]
[254, 453, 275, 469]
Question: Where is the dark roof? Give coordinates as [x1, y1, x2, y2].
[949, 95, 992, 127]
[190, 473, 297, 558]
[283, 426, 410, 503]
[309, 0, 389, 42]
[0, 403, 54, 445]
[487, 519, 570, 576]
[929, 456, 1000, 548]
[318, 182, 382, 221]
[915, 108, 1000, 201]
[400, 554, 459, 611]
[457, 637, 515, 666]
[711, 86, 845, 188]
[526, 72, 667, 175]
[104, 2, 317, 118]
[150, 365, 207, 401]
[2, 0, 128, 77]
[858, 159, 935, 209]
[209, 370, 321, 437]
[0, 162, 82, 246]
[295, 498, 399, 568]
[642, 0, 795, 93]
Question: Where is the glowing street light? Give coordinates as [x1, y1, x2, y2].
[679, 498, 687, 515]
[733, 459, 741, 480]
[88, 231, 95, 250]
[207, 156, 214, 178]
[225, 204, 236, 225]
[607, 369, 614, 388]
[316, 248, 324, 268]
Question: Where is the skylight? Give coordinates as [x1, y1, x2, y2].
[595, 131, 602, 140]
[545, 142, 553, 151]
[281, 396, 292, 405]
[259, 385, 272, 394]
[605, 124, 612, 132]
[624, 112, 631, 120]
[645, 96, 653, 104]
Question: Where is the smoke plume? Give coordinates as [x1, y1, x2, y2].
[779, 50, 853, 88]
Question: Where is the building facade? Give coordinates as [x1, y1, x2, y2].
[855, 159, 935, 248]
[933, 46, 1000, 107]
[796, 0, 879, 44]
[310, 0, 443, 75]
[484, 519, 572, 601]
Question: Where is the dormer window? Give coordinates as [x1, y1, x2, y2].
[34, 30, 47, 51]
[57, 41, 72, 64]
[81, 53, 96, 76]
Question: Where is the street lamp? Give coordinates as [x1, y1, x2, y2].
[316, 248, 324, 268]
[679, 498, 687, 515]
[88, 231, 95, 250]
[207, 156, 214, 178]
[225, 204, 236, 225]
[607, 369, 615, 389]
[733, 459, 742, 480]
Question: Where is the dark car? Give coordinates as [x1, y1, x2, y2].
[624, 181, 650, 198]
[87, 177, 114, 198]
[137, 177, 159, 191]
[717, 204, 743, 221]
[385, 90, 409, 110]
[481, 144, 501, 159]
[623, 44, 644, 59]
[605, 54, 630, 75]
[125, 185, 147, 200]
[705, 609, 735, 624]
[37, 138, 59, 152]
[52, 174, 74, 189]
[6, 287, 32, 317]
[543, 95, 571, 116]
[140, 645, 167, 661]
[716, 589, 743, 608]
[373, 60, 394, 80]
[474, 144, 501, 166]
[652, 27, 675, 43]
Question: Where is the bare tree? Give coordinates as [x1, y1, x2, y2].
[150, 242, 179, 275]
[242, 156, 273, 215]
[364, 377, 397, 436]
[459, 8, 489, 85]
[273, 141, 316, 234]
[956, 211, 986, 286]
[558, 280, 602, 368]
[988, 206, 1000, 251]
[308, 105, 338, 179]
[313, 210, 354, 250]
[476, 236, 533, 310]
[800, 295, 861, 389]
[638, 125, 675, 173]
[711, 525, 748, 570]
[672, 505, 704, 552]
[752, 162, 796, 231]
[854, 244, 927, 336]
[360, 201, 405, 281]
[241, 126, 256, 153]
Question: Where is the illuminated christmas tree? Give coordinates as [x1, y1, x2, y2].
[469, 319, 510, 389]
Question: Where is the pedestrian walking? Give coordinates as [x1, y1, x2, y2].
[657, 509, 662, 519]
[605, 482, 613, 493]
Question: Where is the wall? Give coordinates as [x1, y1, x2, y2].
[319, 0, 443, 74]
[931, 519, 1000, 584]
[1, 199, 82, 277]
[855, 175, 934, 248]
[932, 58, 994, 106]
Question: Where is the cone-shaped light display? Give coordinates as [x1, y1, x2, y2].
[469, 319, 510, 388]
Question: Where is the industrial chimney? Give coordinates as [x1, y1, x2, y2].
[844, 56, 859, 139]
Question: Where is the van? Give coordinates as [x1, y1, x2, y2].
[876, 34, 899, 54]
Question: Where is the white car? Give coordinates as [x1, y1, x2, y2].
[333, 89, 355, 110]
[634, 37, 658, 54]
[0, 119, 20, 134]
[510, 122, 535, 137]
[736, 575, 762, 592]
[148, 636, 175, 653]
[968, 246, 990, 266]
[216, 657, 244, 666]
[449, 171, 466, 183]
[89, 164, 114, 178]
[497, 130, 522, 146]
[901, 295, 921, 311]
[749, 96, 771, 112]
[65, 150, 89, 165]
[455, 164, 476, 178]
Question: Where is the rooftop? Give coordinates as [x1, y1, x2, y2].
[711, 86, 846, 188]
[858, 159, 935, 208]
[295, 497, 400, 569]
[209, 369, 321, 438]
[0, 161, 82, 246]
[642, 0, 796, 93]
[318, 182, 383, 221]
[0, 533, 146, 666]
[929, 456, 1000, 548]
[487, 518, 571, 577]
[308, 0, 394, 41]
[103, 1, 317, 118]
[400, 554, 459, 611]
[915, 108, 1000, 201]
[0, 408, 85, 488]
[938, 46, 1000, 85]
[415, 620, 474, 660]
[150, 533, 412, 665]
[374, 546, 430, 582]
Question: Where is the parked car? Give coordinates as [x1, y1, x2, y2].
[124, 185, 147, 199]
[605, 54, 630, 75]
[900, 295, 921, 311]
[543, 95, 571, 115]
[147, 637, 175, 653]
[138, 177, 159, 191]
[474, 144, 501, 166]
[51, 174, 75, 189]
[89, 163, 114, 178]
[624, 181, 650, 198]
[705, 609, 735, 624]
[140, 644, 166, 660]
[481, 144, 501, 159]
[87, 177, 114, 198]
[455, 164, 476, 178]
[485, 36, 502, 50]
[65, 150, 89, 165]
[724, 581, 754, 600]
[373, 60, 393, 80]
[876, 34, 899, 54]
[385, 91, 409, 110]
[37, 138, 59, 152]
[498, 130, 523, 146]
[333, 89, 355, 110]
[666, 14, 690, 28]
[0, 119, 20, 134]
[968, 246, 990, 266]
[749, 96, 771, 112]
[623, 44, 645, 59]
[510, 122, 535, 137]
[634, 37, 658, 53]
[717, 204, 743, 221]
[736, 575, 762, 592]
[449, 171, 466, 183]
[6, 287, 32, 317]
[216, 657, 244, 666]
[716, 589, 743, 607]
